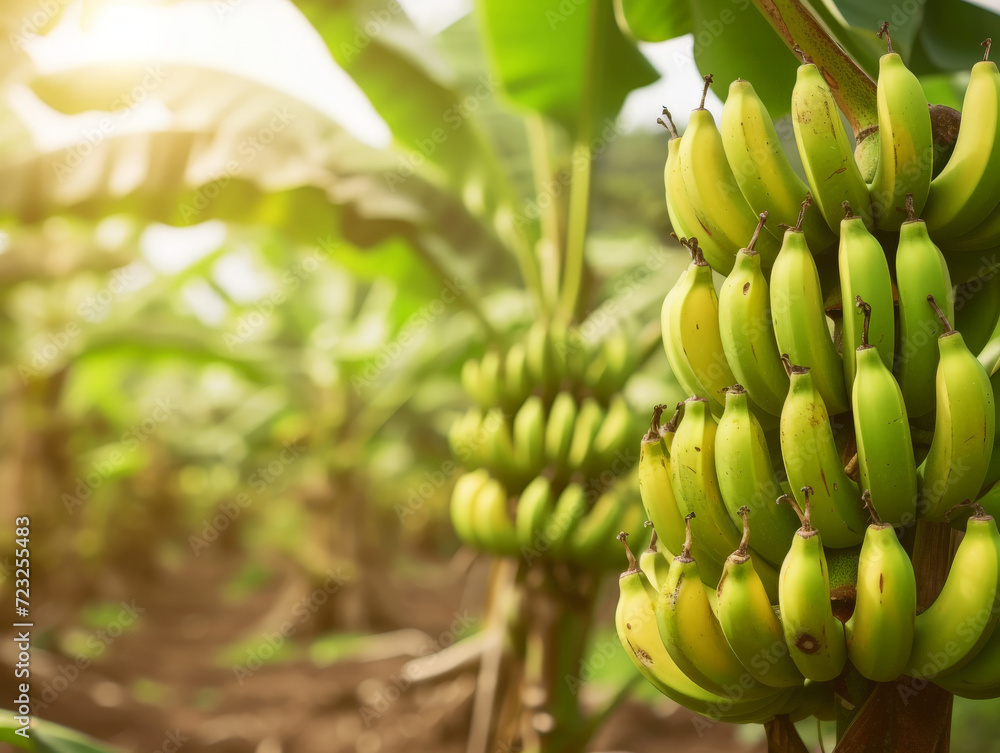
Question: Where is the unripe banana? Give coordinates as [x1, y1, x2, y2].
[918, 297, 996, 521]
[895, 199, 955, 417]
[662, 237, 736, 413]
[907, 504, 1000, 679]
[778, 495, 848, 682]
[845, 492, 917, 682]
[461, 358, 486, 408]
[512, 395, 546, 479]
[450, 469, 491, 547]
[616, 537, 794, 723]
[567, 397, 605, 472]
[670, 397, 738, 583]
[471, 476, 518, 556]
[639, 524, 673, 590]
[838, 206, 895, 391]
[503, 342, 530, 409]
[660, 108, 731, 269]
[547, 483, 588, 557]
[791, 56, 873, 232]
[597, 331, 635, 398]
[515, 474, 555, 552]
[717, 507, 804, 688]
[715, 385, 798, 570]
[770, 207, 849, 415]
[678, 76, 781, 274]
[545, 391, 577, 467]
[720, 78, 835, 253]
[477, 350, 503, 409]
[851, 297, 917, 525]
[525, 320, 558, 393]
[718, 214, 789, 416]
[656, 516, 776, 699]
[868, 31, 934, 230]
[924, 44, 1000, 239]
[569, 484, 627, 563]
[780, 365, 866, 548]
[591, 394, 634, 472]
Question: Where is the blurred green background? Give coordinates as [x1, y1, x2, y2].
[0, 0, 998, 751]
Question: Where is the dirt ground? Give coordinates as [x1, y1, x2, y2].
[0, 550, 767, 753]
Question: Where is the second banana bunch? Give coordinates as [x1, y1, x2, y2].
[617, 29, 1000, 722]
[448, 321, 647, 567]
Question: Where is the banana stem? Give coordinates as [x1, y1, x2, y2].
[556, 139, 593, 325]
[528, 115, 563, 311]
[747, 0, 878, 136]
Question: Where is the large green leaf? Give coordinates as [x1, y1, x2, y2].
[909, 0, 1000, 74]
[613, 0, 692, 42]
[692, 0, 800, 118]
[475, 0, 658, 139]
[827, 0, 924, 59]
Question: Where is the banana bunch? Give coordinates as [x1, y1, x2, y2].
[449, 320, 646, 568]
[618, 28, 1000, 723]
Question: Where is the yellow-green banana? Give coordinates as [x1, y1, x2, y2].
[656, 516, 775, 699]
[895, 199, 955, 417]
[638, 405, 687, 557]
[770, 208, 849, 415]
[639, 524, 674, 590]
[567, 397, 605, 473]
[679, 76, 781, 274]
[718, 214, 789, 416]
[616, 538, 794, 723]
[502, 342, 530, 409]
[720, 78, 835, 253]
[907, 504, 1000, 679]
[778, 496, 848, 682]
[838, 207, 895, 390]
[791, 57, 873, 232]
[545, 391, 577, 467]
[715, 385, 799, 570]
[471, 476, 517, 556]
[845, 492, 917, 682]
[924, 45, 1000, 239]
[591, 394, 633, 471]
[512, 395, 546, 478]
[852, 298, 917, 525]
[450, 469, 491, 547]
[670, 397, 738, 582]
[515, 474, 554, 551]
[868, 32, 934, 230]
[780, 366, 866, 547]
[917, 297, 996, 521]
[717, 507, 804, 688]
[662, 237, 736, 413]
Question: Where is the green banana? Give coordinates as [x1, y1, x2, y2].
[545, 391, 577, 467]
[660, 108, 733, 272]
[512, 395, 546, 478]
[717, 507, 804, 688]
[670, 397, 738, 583]
[907, 504, 1000, 679]
[678, 76, 782, 274]
[917, 297, 996, 522]
[471, 476, 518, 556]
[566, 398, 605, 473]
[715, 385, 799, 570]
[450, 469, 491, 547]
[569, 484, 627, 563]
[503, 342, 530, 409]
[770, 204, 849, 415]
[924, 44, 1000, 239]
[656, 515, 775, 699]
[895, 198, 955, 417]
[838, 205, 895, 390]
[662, 237, 736, 413]
[718, 213, 789, 416]
[851, 297, 917, 525]
[547, 482, 588, 557]
[591, 394, 633, 472]
[845, 492, 917, 682]
[791, 55, 873, 232]
[780, 365, 866, 547]
[867, 30, 934, 230]
[616, 537, 794, 723]
[638, 405, 687, 557]
[515, 474, 555, 552]
[720, 78, 835, 253]
[777, 495, 848, 682]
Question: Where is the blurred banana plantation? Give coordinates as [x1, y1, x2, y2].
[2, 0, 1000, 752]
